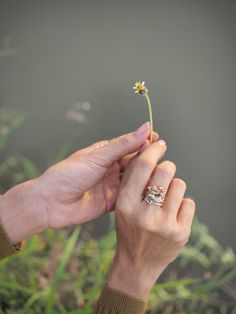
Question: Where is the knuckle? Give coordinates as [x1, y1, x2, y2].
[137, 156, 152, 170]
[97, 140, 109, 147]
[119, 136, 131, 147]
[158, 163, 176, 178]
[159, 223, 174, 238]
[44, 163, 60, 176]
[172, 228, 190, 245]
[160, 160, 176, 173]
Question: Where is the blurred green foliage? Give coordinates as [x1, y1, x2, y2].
[0, 110, 235, 314]
[0, 109, 25, 151]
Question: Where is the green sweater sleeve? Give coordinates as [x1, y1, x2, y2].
[94, 285, 147, 314]
[0, 220, 22, 260]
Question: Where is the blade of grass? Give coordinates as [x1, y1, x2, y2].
[154, 278, 200, 290]
[23, 289, 49, 311]
[45, 226, 81, 314]
[0, 282, 36, 295]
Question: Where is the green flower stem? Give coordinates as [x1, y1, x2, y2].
[144, 93, 153, 143]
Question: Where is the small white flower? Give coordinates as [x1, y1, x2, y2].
[133, 81, 148, 95]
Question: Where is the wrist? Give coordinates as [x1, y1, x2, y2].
[107, 252, 166, 300]
[0, 178, 48, 244]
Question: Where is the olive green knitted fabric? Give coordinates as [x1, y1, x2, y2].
[94, 285, 147, 314]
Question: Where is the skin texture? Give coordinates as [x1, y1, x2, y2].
[107, 140, 196, 300]
[0, 122, 158, 244]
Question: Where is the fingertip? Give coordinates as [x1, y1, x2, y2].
[183, 197, 196, 211]
[151, 132, 159, 143]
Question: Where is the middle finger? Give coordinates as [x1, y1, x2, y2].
[118, 131, 159, 172]
[120, 140, 167, 198]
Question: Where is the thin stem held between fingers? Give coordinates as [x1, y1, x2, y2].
[144, 93, 153, 143]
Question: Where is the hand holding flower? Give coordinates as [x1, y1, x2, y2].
[0, 123, 158, 244]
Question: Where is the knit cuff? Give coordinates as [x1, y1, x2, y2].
[0, 220, 22, 260]
[94, 285, 147, 314]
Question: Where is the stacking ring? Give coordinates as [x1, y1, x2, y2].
[144, 185, 165, 207]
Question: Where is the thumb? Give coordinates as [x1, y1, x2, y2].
[91, 121, 150, 167]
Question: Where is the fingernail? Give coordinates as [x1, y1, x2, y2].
[158, 139, 166, 146]
[135, 121, 150, 136]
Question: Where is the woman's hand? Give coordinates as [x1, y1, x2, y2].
[37, 122, 159, 229]
[0, 122, 158, 244]
[107, 140, 196, 300]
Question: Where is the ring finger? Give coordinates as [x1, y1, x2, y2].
[143, 160, 176, 208]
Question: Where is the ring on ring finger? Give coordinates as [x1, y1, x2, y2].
[144, 185, 165, 207]
[143, 161, 176, 208]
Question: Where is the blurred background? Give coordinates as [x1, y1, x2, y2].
[0, 0, 235, 312]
